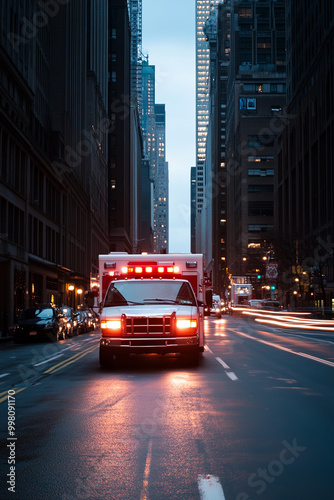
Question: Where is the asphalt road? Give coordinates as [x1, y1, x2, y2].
[1, 316, 334, 500]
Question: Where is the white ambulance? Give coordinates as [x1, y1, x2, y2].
[98, 253, 205, 368]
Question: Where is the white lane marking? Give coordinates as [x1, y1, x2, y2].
[215, 357, 238, 381]
[32, 343, 80, 367]
[198, 474, 226, 500]
[205, 345, 214, 353]
[225, 371, 238, 381]
[34, 353, 64, 367]
[215, 357, 230, 370]
[234, 330, 334, 368]
[0, 373, 10, 378]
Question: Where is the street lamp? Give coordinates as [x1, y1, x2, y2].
[68, 285, 75, 308]
[77, 289, 83, 308]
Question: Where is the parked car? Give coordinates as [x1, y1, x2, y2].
[60, 306, 78, 337]
[14, 304, 66, 342]
[88, 309, 99, 329]
[75, 309, 89, 334]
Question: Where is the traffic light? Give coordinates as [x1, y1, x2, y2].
[257, 274, 261, 279]
[270, 285, 276, 290]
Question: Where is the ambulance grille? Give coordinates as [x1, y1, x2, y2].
[125, 316, 172, 336]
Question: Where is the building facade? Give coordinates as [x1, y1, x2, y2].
[154, 104, 169, 253]
[225, 0, 286, 297]
[199, 0, 286, 299]
[141, 60, 168, 253]
[0, 0, 109, 334]
[276, 0, 334, 308]
[195, 0, 221, 218]
[108, 0, 143, 253]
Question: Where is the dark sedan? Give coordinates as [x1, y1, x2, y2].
[14, 305, 66, 342]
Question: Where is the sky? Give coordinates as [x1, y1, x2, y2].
[142, 0, 196, 253]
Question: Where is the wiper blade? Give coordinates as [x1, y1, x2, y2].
[143, 298, 178, 304]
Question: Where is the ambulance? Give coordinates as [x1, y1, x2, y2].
[98, 253, 205, 368]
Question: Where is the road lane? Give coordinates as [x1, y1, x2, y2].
[0, 318, 333, 499]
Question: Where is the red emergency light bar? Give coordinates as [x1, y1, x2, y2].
[121, 265, 180, 275]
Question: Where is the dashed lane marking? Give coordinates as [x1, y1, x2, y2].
[225, 371, 238, 381]
[215, 357, 230, 369]
[215, 357, 238, 381]
[198, 475, 226, 500]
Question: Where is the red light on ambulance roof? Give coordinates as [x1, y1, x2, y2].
[167, 267, 174, 273]
[158, 267, 164, 273]
[145, 267, 153, 273]
[135, 267, 143, 273]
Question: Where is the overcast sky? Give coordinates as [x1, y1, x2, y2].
[142, 0, 196, 253]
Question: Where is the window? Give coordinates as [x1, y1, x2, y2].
[248, 135, 276, 148]
[248, 185, 274, 193]
[248, 155, 274, 162]
[248, 224, 274, 232]
[248, 169, 274, 176]
[248, 201, 273, 217]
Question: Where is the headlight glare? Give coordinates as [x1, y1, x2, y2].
[176, 319, 197, 330]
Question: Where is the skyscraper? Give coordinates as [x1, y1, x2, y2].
[195, 0, 221, 215]
[154, 104, 169, 253]
[128, 0, 143, 115]
[142, 60, 169, 253]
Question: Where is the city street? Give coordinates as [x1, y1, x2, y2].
[1, 316, 334, 500]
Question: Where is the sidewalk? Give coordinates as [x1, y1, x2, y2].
[0, 330, 14, 343]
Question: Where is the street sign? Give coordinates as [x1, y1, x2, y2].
[266, 263, 278, 279]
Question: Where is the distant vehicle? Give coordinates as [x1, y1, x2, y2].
[14, 304, 66, 342]
[231, 282, 253, 306]
[258, 300, 282, 311]
[214, 299, 229, 317]
[248, 299, 265, 309]
[60, 306, 78, 337]
[211, 294, 221, 315]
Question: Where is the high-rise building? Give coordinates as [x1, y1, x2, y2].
[108, 0, 143, 254]
[225, 0, 286, 292]
[199, 0, 286, 298]
[276, 0, 334, 307]
[154, 104, 169, 253]
[0, 0, 109, 333]
[190, 167, 197, 253]
[195, 0, 221, 218]
[141, 60, 168, 253]
[128, 0, 143, 115]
